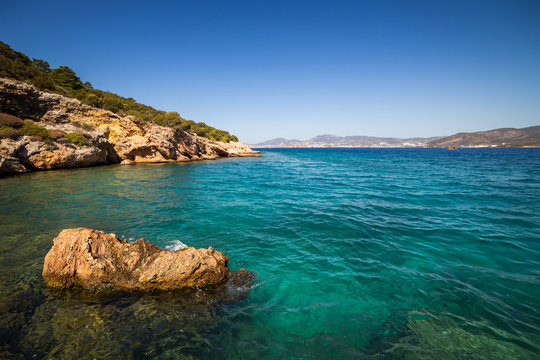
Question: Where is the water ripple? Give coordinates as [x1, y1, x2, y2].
[0, 148, 539, 359]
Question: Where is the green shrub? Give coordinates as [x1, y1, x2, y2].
[0, 126, 20, 139]
[102, 95, 123, 113]
[82, 93, 102, 108]
[19, 122, 50, 140]
[72, 121, 94, 131]
[51, 66, 83, 90]
[65, 133, 89, 146]
[31, 58, 51, 72]
[31, 72, 56, 90]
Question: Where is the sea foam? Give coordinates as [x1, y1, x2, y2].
[165, 240, 188, 251]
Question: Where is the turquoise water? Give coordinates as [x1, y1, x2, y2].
[1, 148, 539, 359]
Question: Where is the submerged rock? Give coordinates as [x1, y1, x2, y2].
[42, 228, 252, 292]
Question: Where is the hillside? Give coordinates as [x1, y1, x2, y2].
[0, 41, 238, 142]
[254, 134, 441, 148]
[255, 138, 303, 147]
[256, 126, 540, 148]
[426, 126, 540, 147]
[0, 78, 257, 176]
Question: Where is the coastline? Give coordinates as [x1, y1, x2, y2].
[252, 126, 540, 148]
[2, 147, 538, 359]
[251, 145, 540, 149]
[0, 78, 259, 177]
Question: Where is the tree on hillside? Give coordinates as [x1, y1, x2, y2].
[32, 58, 51, 73]
[51, 66, 83, 89]
[0, 41, 240, 142]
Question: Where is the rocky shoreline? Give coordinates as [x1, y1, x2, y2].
[0, 78, 259, 176]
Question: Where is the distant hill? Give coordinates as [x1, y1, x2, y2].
[426, 126, 540, 148]
[254, 134, 441, 148]
[255, 126, 540, 148]
[255, 137, 302, 147]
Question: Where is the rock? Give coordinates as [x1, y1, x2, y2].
[0, 112, 24, 127]
[0, 78, 259, 176]
[0, 136, 110, 171]
[220, 268, 258, 303]
[49, 130, 66, 140]
[42, 228, 249, 292]
[26, 142, 109, 170]
[218, 141, 261, 157]
[56, 137, 70, 144]
[0, 154, 27, 174]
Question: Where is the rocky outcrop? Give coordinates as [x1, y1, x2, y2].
[0, 78, 259, 175]
[43, 228, 254, 292]
[0, 132, 113, 172]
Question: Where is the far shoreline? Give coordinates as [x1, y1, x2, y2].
[252, 146, 540, 149]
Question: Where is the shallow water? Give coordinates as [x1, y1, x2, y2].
[0, 148, 539, 359]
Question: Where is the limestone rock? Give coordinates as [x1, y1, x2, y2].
[0, 112, 24, 127]
[0, 135, 111, 173]
[42, 228, 246, 291]
[0, 77, 260, 176]
[0, 154, 27, 174]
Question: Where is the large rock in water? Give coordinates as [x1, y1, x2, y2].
[42, 228, 245, 291]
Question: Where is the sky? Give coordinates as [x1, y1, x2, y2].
[1, 0, 539, 143]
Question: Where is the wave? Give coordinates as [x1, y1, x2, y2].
[165, 240, 188, 251]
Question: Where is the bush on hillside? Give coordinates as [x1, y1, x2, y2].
[19, 122, 50, 140]
[0, 126, 20, 139]
[65, 133, 89, 146]
[51, 66, 83, 90]
[0, 41, 239, 142]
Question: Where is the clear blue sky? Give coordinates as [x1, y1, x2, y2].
[1, 0, 539, 143]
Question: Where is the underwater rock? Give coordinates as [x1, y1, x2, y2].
[42, 228, 252, 292]
[390, 311, 534, 359]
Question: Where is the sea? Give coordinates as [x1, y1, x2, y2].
[0, 148, 539, 359]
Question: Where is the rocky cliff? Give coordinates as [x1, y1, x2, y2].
[0, 78, 258, 175]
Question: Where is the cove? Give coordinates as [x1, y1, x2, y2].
[0, 148, 539, 359]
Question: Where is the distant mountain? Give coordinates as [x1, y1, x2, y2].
[309, 134, 343, 144]
[254, 126, 540, 148]
[426, 125, 540, 148]
[253, 134, 441, 148]
[254, 137, 303, 147]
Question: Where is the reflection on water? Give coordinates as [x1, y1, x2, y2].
[1, 149, 539, 359]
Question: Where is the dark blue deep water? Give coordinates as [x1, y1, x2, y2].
[0, 148, 539, 359]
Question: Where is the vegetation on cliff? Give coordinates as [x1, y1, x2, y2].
[0, 41, 238, 142]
